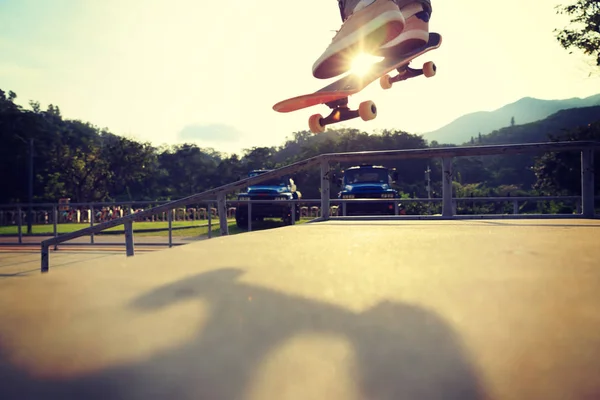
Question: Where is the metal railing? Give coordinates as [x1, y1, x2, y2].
[1, 195, 590, 242]
[233, 195, 591, 228]
[35, 141, 599, 272]
[0, 200, 229, 246]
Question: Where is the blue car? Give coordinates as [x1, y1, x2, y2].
[236, 170, 302, 229]
[336, 165, 400, 216]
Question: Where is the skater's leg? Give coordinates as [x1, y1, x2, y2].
[377, 0, 432, 55]
[313, 0, 406, 79]
[337, 0, 431, 21]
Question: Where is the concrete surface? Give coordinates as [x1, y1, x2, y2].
[0, 219, 599, 399]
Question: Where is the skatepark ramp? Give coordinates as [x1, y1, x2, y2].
[39, 141, 599, 273]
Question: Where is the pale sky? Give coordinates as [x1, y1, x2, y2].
[1, 0, 599, 155]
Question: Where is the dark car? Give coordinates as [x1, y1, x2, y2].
[336, 164, 400, 216]
[235, 170, 302, 229]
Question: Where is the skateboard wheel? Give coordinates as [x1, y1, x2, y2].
[358, 101, 377, 122]
[423, 61, 436, 77]
[309, 114, 325, 134]
[379, 74, 393, 90]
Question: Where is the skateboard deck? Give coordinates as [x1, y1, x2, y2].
[273, 33, 442, 133]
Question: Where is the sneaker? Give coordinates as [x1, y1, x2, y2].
[376, 2, 430, 57]
[312, 0, 406, 79]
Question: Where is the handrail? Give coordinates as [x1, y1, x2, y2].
[41, 155, 322, 247]
[0, 200, 214, 209]
[322, 140, 600, 162]
[39, 155, 323, 271]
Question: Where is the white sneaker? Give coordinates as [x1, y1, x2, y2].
[312, 0, 406, 79]
[376, 2, 430, 56]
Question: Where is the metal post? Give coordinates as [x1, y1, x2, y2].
[248, 201, 252, 232]
[124, 221, 134, 256]
[394, 201, 399, 215]
[207, 202, 212, 239]
[321, 159, 331, 220]
[17, 206, 23, 244]
[581, 149, 595, 218]
[342, 201, 347, 216]
[27, 138, 34, 235]
[168, 209, 173, 248]
[90, 205, 95, 244]
[41, 244, 49, 273]
[442, 157, 454, 217]
[425, 166, 432, 199]
[291, 200, 296, 225]
[217, 194, 228, 236]
[53, 206, 58, 250]
[513, 200, 519, 215]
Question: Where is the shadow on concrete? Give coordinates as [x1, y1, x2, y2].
[1, 268, 487, 399]
[0, 270, 38, 277]
[0, 254, 114, 278]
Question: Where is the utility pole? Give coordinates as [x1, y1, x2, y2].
[425, 165, 431, 215]
[15, 135, 34, 234]
[28, 138, 34, 234]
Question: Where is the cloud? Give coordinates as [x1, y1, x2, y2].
[178, 123, 243, 143]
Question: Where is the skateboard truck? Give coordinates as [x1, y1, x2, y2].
[309, 97, 377, 134]
[380, 61, 436, 89]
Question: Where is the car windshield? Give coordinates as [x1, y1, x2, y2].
[252, 178, 286, 186]
[344, 169, 388, 184]
[248, 173, 287, 186]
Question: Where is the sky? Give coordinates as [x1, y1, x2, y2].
[1, 0, 599, 155]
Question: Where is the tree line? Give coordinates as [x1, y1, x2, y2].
[1, 89, 599, 211]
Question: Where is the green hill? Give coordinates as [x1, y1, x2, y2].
[464, 105, 600, 145]
[451, 106, 600, 191]
[423, 94, 600, 144]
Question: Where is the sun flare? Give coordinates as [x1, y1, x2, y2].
[350, 53, 384, 77]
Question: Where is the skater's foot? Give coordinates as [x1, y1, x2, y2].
[376, 1, 430, 56]
[312, 0, 406, 79]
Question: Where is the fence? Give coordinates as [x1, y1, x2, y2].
[1, 195, 590, 245]
[9, 140, 596, 273]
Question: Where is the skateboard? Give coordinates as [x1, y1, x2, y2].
[273, 33, 442, 134]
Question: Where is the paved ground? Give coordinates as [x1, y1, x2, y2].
[0, 219, 599, 399]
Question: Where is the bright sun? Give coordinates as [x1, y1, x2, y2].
[350, 53, 384, 76]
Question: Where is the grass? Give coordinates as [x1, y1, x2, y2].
[0, 218, 312, 238]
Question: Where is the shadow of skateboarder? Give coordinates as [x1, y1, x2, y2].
[2, 268, 486, 399]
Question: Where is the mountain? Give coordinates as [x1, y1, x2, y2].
[468, 105, 600, 146]
[449, 106, 600, 191]
[422, 93, 600, 144]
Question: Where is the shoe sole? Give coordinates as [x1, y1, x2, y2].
[313, 11, 405, 79]
[376, 29, 430, 56]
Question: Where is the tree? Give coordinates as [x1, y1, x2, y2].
[554, 0, 600, 68]
[241, 147, 276, 170]
[533, 121, 600, 195]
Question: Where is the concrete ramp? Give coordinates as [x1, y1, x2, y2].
[1, 220, 599, 399]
